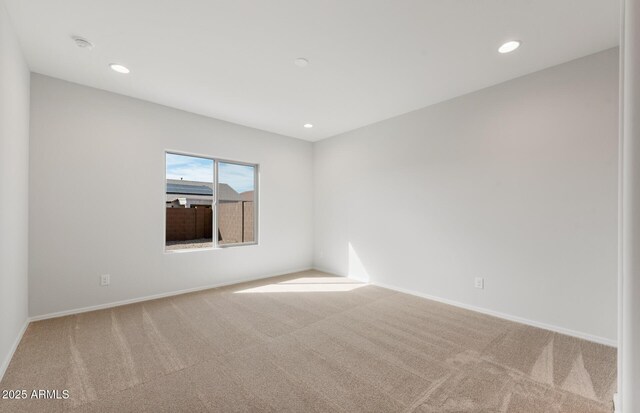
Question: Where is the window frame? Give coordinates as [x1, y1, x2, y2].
[163, 150, 259, 254]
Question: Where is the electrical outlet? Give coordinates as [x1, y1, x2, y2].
[474, 277, 484, 289]
[100, 274, 110, 286]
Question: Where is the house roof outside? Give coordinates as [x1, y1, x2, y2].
[167, 179, 213, 196]
[166, 179, 253, 202]
[218, 184, 242, 202]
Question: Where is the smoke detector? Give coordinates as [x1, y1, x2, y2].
[72, 36, 94, 50]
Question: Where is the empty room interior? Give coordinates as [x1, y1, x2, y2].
[3, 0, 640, 412]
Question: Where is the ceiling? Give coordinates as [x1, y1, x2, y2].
[3, 0, 619, 141]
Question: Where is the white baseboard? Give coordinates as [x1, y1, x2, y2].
[0, 319, 29, 383]
[29, 267, 312, 322]
[23, 266, 615, 352]
[312, 268, 617, 347]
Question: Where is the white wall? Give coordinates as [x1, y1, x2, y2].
[314, 48, 619, 344]
[0, 2, 30, 379]
[29, 75, 313, 317]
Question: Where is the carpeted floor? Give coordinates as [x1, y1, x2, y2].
[0, 270, 616, 412]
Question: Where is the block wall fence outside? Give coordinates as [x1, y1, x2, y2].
[165, 202, 254, 244]
[165, 208, 213, 241]
[243, 202, 254, 242]
[218, 201, 255, 244]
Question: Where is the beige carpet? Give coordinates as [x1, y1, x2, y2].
[0, 270, 616, 412]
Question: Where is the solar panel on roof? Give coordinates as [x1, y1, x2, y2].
[166, 183, 213, 196]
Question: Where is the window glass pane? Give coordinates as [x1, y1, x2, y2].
[217, 162, 256, 245]
[165, 153, 214, 250]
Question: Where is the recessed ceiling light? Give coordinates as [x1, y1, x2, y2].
[294, 58, 309, 68]
[72, 36, 93, 50]
[498, 40, 521, 54]
[304, 123, 313, 128]
[109, 63, 130, 74]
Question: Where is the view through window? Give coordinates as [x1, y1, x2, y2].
[217, 162, 256, 245]
[165, 153, 257, 251]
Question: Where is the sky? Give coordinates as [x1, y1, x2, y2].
[166, 153, 255, 193]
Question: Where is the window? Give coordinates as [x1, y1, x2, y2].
[165, 152, 258, 251]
